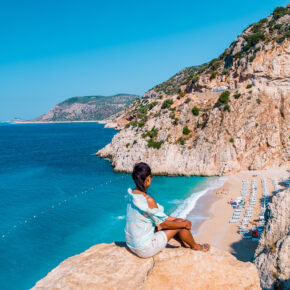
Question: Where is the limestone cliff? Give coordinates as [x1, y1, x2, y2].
[97, 6, 289, 176]
[32, 241, 261, 289]
[254, 185, 290, 289]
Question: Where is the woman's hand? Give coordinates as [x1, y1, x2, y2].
[155, 224, 162, 231]
[185, 220, 192, 230]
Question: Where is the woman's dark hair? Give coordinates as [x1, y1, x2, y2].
[132, 162, 151, 193]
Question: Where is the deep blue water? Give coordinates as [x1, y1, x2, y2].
[0, 123, 211, 289]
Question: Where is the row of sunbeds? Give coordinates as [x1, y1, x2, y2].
[229, 179, 269, 241]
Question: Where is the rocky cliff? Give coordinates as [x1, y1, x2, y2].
[254, 184, 290, 289]
[32, 241, 261, 289]
[30, 94, 138, 122]
[97, 6, 289, 176]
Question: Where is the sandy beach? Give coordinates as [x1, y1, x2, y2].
[194, 167, 288, 262]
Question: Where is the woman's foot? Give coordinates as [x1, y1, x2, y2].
[192, 243, 210, 252]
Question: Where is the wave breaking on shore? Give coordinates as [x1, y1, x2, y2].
[171, 177, 227, 219]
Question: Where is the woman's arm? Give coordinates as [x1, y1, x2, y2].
[166, 216, 185, 222]
[158, 219, 192, 230]
[156, 216, 185, 231]
[146, 197, 191, 230]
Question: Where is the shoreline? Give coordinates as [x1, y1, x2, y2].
[193, 168, 288, 261]
[171, 177, 226, 234]
[187, 187, 219, 235]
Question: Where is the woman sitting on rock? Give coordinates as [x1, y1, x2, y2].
[125, 162, 210, 258]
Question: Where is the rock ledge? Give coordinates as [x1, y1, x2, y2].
[33, 242, 261, 290]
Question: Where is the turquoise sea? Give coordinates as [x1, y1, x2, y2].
[0, 123, 221, 289]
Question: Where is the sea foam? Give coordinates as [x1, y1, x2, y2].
[171, 177, 226, 219]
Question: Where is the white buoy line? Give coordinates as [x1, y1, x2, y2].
[1, 175, 127, 240]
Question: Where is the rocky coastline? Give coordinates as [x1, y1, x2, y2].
[96, 9, 289, 176]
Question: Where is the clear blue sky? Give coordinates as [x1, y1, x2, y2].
[0, 0, 288, 121]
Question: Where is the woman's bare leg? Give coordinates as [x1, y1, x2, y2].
[163, 229, 180, 241]
[163, 229, 208, 251]
[173, 233, 190, 248]
[178, 229, 201, 250]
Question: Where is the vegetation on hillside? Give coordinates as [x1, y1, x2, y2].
[37, 94, 139, 121]
[151, 64, 207, 95]
[146, 6, 289, 96]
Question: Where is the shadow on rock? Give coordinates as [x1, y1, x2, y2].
[229, 238, 259, 262]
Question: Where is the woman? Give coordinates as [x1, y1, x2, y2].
[125, 162, 210, 258]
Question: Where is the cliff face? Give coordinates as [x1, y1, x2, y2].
[254, 185, 290, 289]
[32, 94, 138, 122]
[32, 241, 261, 290]
[97, 7, 289, 176]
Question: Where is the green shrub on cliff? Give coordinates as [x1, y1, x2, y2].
[161, 99, 173, 109]
[183, 126, 191, 135]
[191, 106, 200, 116]
[273, 7, 289, 20]
[142, 126, 158, 139]
[234, 91, 241, 99]
[192, 75, 199, 83]
[130, 119, 138, 128]
[208, 59, 221, 71]
[147, 139, 163, 149]
[244, 32, 265, 49]
[217, 91, 230, 106]
[179, 91, 186, 98]
[178, 137, 185, 145]
[251, 22, 263, 33]
[148, 101, 158, 110]
[276, 30, 290, 43]
[138, 105, 148, 114]
[210, 71, 217, 80]
[223, 104, 230, 112]
[222, 68, 229, 75]
[172, 118, 179, 125]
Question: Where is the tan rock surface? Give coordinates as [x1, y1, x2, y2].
[254, 187, 290, 289]
[33, 242, 261, 290]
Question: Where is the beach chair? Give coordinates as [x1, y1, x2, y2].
[243, 235, 252, 239]
[232, 216, 240, 220]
